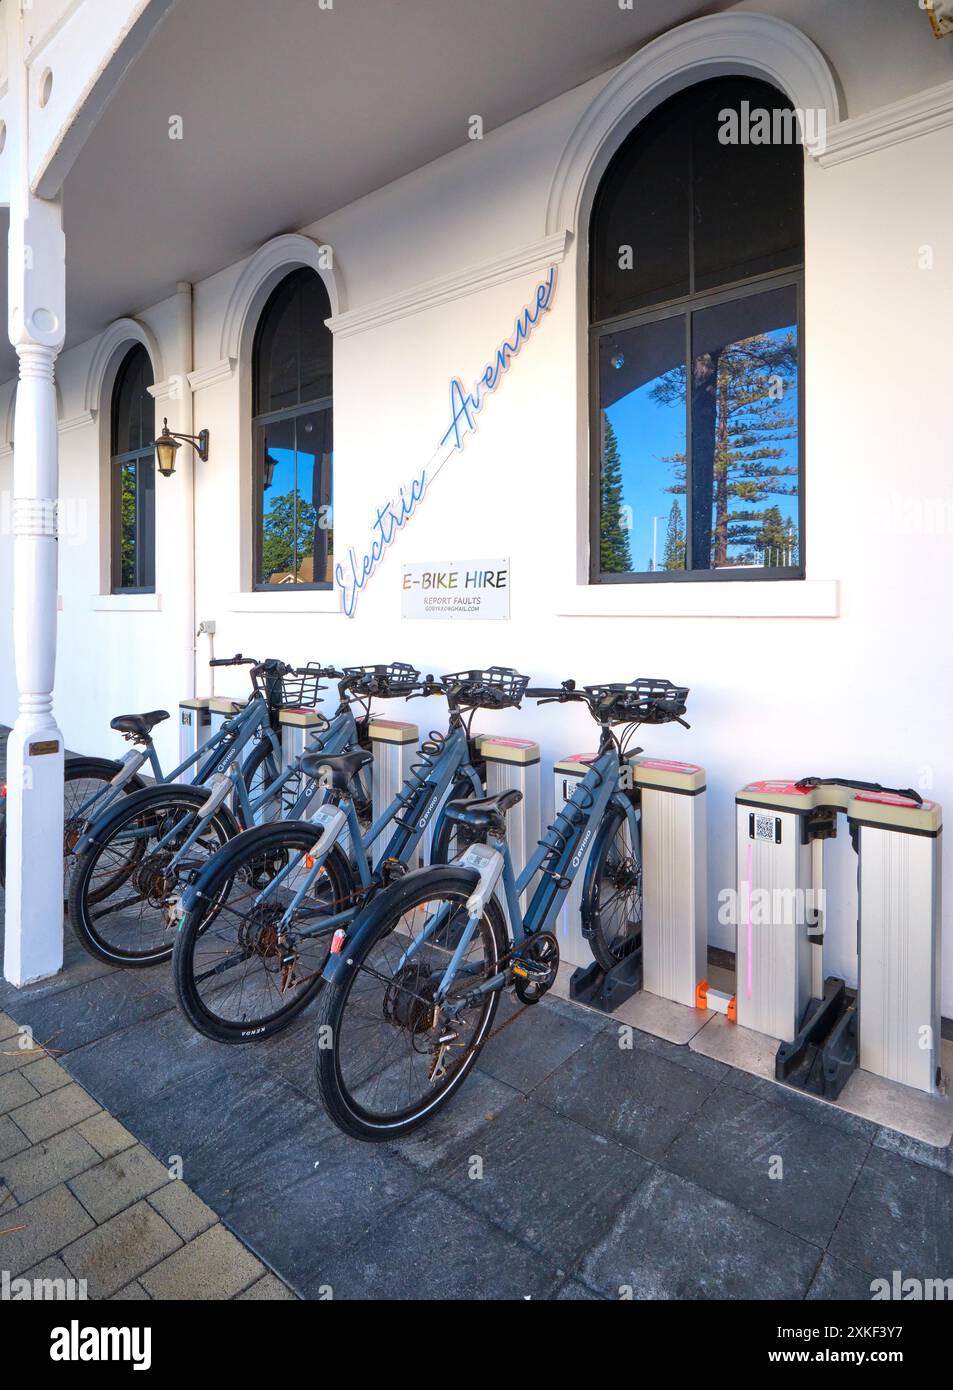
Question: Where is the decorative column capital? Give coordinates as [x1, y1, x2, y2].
[15, 341, 59, 382]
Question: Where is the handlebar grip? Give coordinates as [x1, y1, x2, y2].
[209, 654, 254, 668]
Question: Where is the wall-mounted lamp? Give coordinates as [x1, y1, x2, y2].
[925, 0, 953, 38]
[154, 417, 210, 478]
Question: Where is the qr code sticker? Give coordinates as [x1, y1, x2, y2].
[754, 814, 777, 842]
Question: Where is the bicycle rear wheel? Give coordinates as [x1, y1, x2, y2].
[315, 870, 506, 1141]
[0, 756, 146, 901]
[583, 804, 642, 973]
[67, 785, 237, 967]
[173, 821, 354, 1042]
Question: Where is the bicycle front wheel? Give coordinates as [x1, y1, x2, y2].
[582, 804, 643, 973]
[315, 869, 506, 1141]
[173, 821, 355, 1042]
[67, 785, 237, 967]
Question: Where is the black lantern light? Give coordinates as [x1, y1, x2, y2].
[154, 417, 210, 478]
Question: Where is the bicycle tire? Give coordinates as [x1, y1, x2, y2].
[173, 820, 355, 1043]
[315, 867, 507, 1141]
[67, 784, 239, 967]
[0, 755, 146, 899]
[581, 802, 643, 973]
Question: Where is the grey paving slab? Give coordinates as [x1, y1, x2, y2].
[7, 969, 175, 1055]
[118, 1059, 338, 1204]
[10, 1081, 100, 1143]
[385, 1066, 523, 1172]
[61, 1199, 182, 1299]
[829, 1145, 953, 1282]
[0, 934, 116, 1011]
[300, 1188, 563, 1301]
[874, 1125, 953, 1179]
[806, 1254, 877, 1301]
[553, 1277, 608, 1300]
[65, 1004, 252, 1118]
[3, 1126, 102, 1203]
[220, 1126, 420, 1292]
[728, 1068, 882, 1142]
[580, 1168, 821, 1300]
[475, 992, 607, 1095]
[662, 1082, 871, 1245]
[68, 1143, 171, 1223]
[0, 1182, 95, 1277]
[439, 1094, 653, 1265]
[532, 1027, 721, 1160]
[0, 1035, 45, 1076]
[139, 1223, 264, 1300]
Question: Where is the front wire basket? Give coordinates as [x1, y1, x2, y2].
[343, 662, 421, 698]
[584, 677, 689, 725]
[253, 662, 325, 712]
[440, 667, 531, 710]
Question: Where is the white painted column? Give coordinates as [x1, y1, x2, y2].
[4, 118, 67, 983]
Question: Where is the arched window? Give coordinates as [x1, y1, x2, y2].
[590, 77, 804, 582]
[110, 344, 155, 593]
[252, 268, 333, 588]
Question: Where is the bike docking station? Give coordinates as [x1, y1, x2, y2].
[369, 719, 418, 861]
[477, 736, 541, 907]
[734, 779, 946, 1093]
[177, 697, 214, 778]
[553, 751, 709, 1021]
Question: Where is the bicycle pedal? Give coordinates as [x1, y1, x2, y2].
[510, 933, 560, 1005]
[380, 858, 409, 884]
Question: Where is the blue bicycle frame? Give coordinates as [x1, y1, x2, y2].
[195, 722, 485, 937]
[329, 744, 639, 1008]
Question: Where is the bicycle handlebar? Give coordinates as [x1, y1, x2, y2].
[209, 653, 257, 668]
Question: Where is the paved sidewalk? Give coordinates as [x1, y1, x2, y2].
[0, 1008, 296, 1300]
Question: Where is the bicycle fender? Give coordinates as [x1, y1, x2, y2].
[74, 783, 240, 858]
[322, 863, 481, 985]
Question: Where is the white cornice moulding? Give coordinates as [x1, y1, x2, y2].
[188, 358, 236, 392]
[58, 410, 97, 436]
[818, 79, 953, 167]
[148, 376, 185, 404]
[326, 231, 571, 339]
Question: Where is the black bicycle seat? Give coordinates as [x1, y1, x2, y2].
[300, 748, 373, 791]
[444, 789, 522, 835]
[109, 710, 170, 739]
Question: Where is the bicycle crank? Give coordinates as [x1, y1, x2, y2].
[511, 932, 560, 1004]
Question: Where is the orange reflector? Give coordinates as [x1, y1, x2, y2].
[727, 995, 737, 1023]
[695, 979, 709, 1010]
[330, 929, 346, 955]
[304, 854, 315, 870]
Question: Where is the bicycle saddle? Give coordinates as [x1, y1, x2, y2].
[444, 789, 523, 836]
[300, 747, 373, 791]
[109, 710, 170, 739]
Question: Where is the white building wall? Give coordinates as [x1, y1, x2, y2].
[1, 4, 952, 1009]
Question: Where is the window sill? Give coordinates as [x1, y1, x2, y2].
[557, 579, 838, 619]
[89, 594, 163, 612]
[227, 590, 341, 615]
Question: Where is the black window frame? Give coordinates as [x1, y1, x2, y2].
[589, 82, 806, 587]
[109, 344, 156, 595]
[251, 268, 333, 592]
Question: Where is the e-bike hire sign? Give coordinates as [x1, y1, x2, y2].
[335, 266, 556, 617]
[401, 559, 510, 620]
